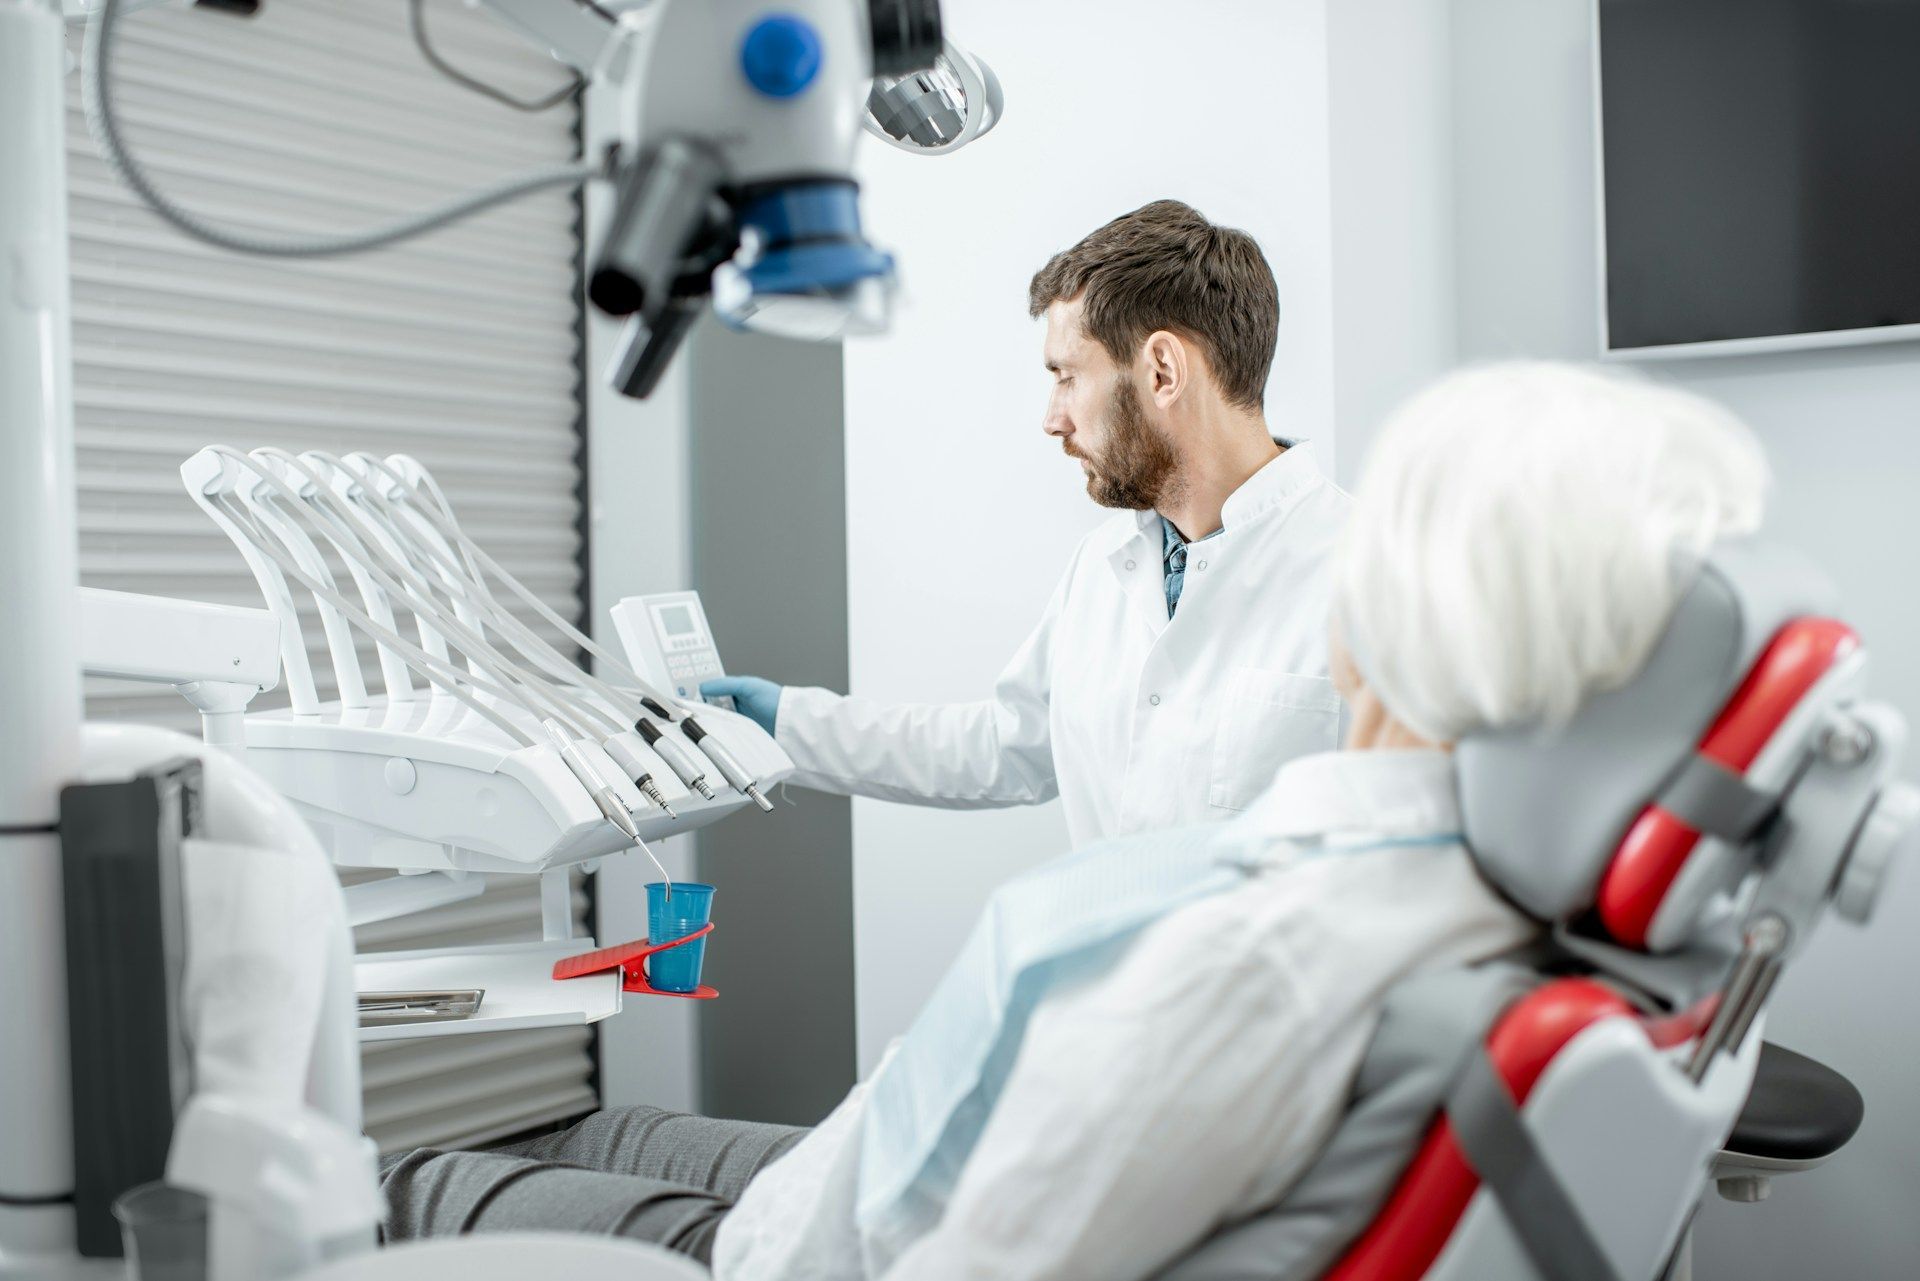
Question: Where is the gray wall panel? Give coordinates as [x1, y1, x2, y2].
[688, 318, 856, 1125]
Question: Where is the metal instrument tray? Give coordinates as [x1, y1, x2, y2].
[356, 988, 485, 1026]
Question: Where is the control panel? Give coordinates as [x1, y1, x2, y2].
[610, 590, 731, 707]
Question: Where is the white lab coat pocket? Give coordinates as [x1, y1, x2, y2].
[1207, 668, 1341, 812]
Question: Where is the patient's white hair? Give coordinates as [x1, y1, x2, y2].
[1338, 362, 1770, 743]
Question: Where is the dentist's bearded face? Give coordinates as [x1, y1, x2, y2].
[1041, 299, 1180, 511]
[1065, 376, 1179, 510]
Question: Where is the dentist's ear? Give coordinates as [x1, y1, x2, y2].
[1142, 330, 1188, 410]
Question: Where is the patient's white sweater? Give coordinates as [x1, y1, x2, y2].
[713, 749, 1536, 1281]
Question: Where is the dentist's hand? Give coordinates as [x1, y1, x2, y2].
[700, 676, 783, 736]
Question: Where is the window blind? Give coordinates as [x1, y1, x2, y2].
[67, 0, 597, 1151]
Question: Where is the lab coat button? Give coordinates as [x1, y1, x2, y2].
[1148, 694, 1161, 706]
[1124, 559, 1137, 571]
[1196, 559, 1208, 571]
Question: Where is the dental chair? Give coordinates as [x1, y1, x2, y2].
[1160, 540, 1917, 1281]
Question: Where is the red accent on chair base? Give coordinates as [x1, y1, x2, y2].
[1321, 979, 1636, 1281]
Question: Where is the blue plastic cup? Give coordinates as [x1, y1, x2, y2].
[646, 882, 715, 993]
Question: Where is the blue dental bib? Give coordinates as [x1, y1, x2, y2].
[853, 822, 1465, 1265]
[855, 825, 1244, 1259]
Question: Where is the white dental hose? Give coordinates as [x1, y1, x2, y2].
[363, 455, 769, 810]
[249, 449, 698, 810]
[234, 450, 684, 816]
[244, 450, 623, 744]
[205, 487, 675, 884]
[206, 490, 533, 746]
[212, 452, 621, 768]
[372, 460, 753, 799]
[279, 449, 762, 811]
[352, 454, 671, 704]
[317, 452, 641, 718]
[321, 456, 714, 800]
[335, 455, 726, 798]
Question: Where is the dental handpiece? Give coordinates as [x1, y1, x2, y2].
[603, 734, 679, 819]
[544, 719, 645, 841]
[643, 697, 773, 813]
[636, 718, 717, 800]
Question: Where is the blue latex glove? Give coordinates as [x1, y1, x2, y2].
[700, 676, 783, 736]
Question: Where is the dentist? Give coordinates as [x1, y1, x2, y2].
[705, 200, 1351, 843]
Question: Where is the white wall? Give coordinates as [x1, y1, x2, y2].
[1325, 0, 1458, 484]
[842, 0, 1331, 1068]
[1448, 4, 1920, 1275]
[842, 0, 1456, 1067]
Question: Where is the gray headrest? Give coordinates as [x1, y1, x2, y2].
[1455, 539, 1838, 927]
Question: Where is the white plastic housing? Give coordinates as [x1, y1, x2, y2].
[240, 696, 790, 875]
[0, 0, 85, 1255]
[622, 0, 870, 185]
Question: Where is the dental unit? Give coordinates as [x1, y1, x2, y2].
[176, 444, 787, 904]
[5, 0, 1004, 1273]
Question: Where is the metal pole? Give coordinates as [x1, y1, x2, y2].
[541, 866, 577, 940]
[0, 0, 84, 1261]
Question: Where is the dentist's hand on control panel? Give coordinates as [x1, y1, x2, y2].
[700, 676, 783, 736]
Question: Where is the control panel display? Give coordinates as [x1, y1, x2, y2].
[611, 591, 732, 706]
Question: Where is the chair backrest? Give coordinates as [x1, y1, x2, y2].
[1595, 616, 1858, 950]
[1160, 541, 1907, 1281]
[1320, 540, 1893, 1279]
[1454, 539, 1846, 949]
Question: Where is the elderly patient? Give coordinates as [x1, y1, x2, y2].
[383, 362, 1768, 1279]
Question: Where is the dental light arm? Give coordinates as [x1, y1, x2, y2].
[79, 0, 604, 258]
[78, 0, 984, 398]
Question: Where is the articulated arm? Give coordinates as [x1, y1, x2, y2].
[66, 0, 987, 398]
[473, 0, 621, 77]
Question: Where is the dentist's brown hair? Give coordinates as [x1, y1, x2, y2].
[1028, 199, 1280, 411]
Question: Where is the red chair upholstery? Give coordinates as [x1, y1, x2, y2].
[1324, 982, 1714, 1280]
[1598, 619, 1858, 949]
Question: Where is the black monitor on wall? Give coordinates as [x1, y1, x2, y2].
[1597, 0, 1920, 357]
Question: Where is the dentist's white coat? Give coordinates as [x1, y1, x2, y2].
[774, 442, 1352, 844]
